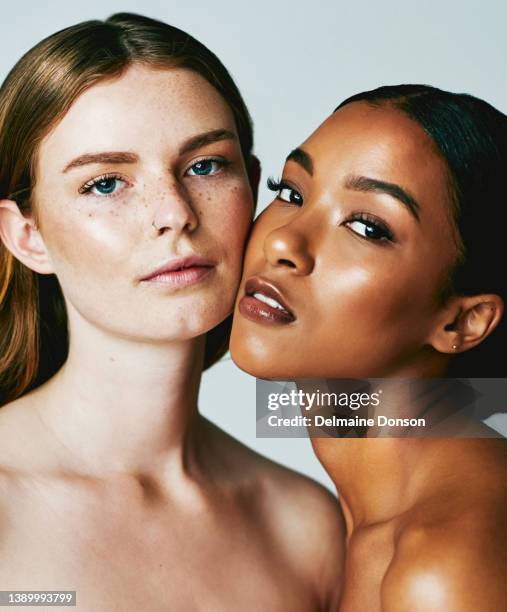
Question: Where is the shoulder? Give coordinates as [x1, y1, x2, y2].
[258, 456, 345, 610]
[382, 512, 507, 612]
[204, 419, 345, 608]
[205, 419, 345, 544]
[0, 394, 50, 471]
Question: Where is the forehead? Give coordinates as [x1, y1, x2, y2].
[301, 101, 451, 205]
[38, 64, 237, 166]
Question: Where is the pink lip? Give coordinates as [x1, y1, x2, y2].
[141, 256, 216, 288]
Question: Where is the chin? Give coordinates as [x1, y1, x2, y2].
[229, 339, 289, 380]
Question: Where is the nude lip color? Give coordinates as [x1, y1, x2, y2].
[140, 256, 215, 289]
[238, 276, 296, 324]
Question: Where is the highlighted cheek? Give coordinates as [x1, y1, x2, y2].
[327, 266, 373, 294]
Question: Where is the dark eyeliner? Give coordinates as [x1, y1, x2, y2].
[346, 212, 395, 243]
[267, 176, 303, 205]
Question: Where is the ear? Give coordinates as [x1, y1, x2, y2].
[247, 155, 261, 212]
[0, 200, 54, 274]
[427, 294, 504, 354]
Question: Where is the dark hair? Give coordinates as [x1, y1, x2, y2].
[0, 12, 254, 406]
[335, 85, 507, 376]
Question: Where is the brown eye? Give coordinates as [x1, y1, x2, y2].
[278, 186, 303, 205]
[345, 214, 394, 242]
[267, 178, 303, 206]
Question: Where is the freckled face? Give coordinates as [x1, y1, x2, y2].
[35, 65, 253, 341]
[230, 102, 458, 378]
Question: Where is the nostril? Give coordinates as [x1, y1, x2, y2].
[278, 258, 296, 268]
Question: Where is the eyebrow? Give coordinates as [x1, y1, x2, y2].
[344, 174, 421, 221]
[62, 129, 237, 173]
[63, 151, 138, 173]
[286, 147, 313, 175]
[178, 128, 236, 155]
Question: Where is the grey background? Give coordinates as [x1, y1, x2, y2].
[2, 0, 506, 489]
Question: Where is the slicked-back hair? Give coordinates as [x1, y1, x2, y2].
[335, 85, 507, 376]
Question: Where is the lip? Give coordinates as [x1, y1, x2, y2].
[238, 276, 296, 325]
[140, 256, 216, 288]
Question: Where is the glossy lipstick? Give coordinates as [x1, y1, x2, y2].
[141, 256, 215, 289]
[238, 277, 295, 324]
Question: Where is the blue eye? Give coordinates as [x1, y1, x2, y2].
[186, 159, 223, 176]
[79, 174, 127, 197]
[93, 177, 118, 194]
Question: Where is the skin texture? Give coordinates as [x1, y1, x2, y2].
[230, 101, 507, 611]
[0, 65, 345, 611]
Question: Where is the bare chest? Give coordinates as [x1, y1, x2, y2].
[0, 485, 321, 612]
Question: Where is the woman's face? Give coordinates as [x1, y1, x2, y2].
[34, 64, 253, 341]
[230, 102, 459, 379]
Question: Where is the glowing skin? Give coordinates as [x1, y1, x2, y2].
[0, 65, 345, 611]
[230, 102, 507, 611]
[231, 102, 459, 379]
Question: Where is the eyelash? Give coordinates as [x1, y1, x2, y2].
[346, 212, 394, 242]
[267, 177, 395, 243]
[267, 177, 303, 205]
[185, 156, 230, 177]
[78, 173, 128, 198]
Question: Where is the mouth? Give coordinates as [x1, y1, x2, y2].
[238, 276, 296, 325]
[140, 256, 216, 289]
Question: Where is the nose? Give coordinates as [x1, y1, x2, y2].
[151, 182, 199, 235]
[263, 223, 314, 275]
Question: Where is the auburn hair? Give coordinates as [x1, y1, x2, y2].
[0, 12, 254, 406]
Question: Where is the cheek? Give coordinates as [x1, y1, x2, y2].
[317, 260, 431, 335]
[203, 182, 253, 265]
[40, 203, 140, 279]
[302, 259, 439, 376]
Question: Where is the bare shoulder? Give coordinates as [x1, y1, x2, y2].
[0, 393, 50, 471]
[203, 418, 344, 537]
[382, 502, 507, 612]
[204, 419, 345, 608]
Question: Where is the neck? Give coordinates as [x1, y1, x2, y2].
[303, 365, 460, 533]
[38, 311, 207, 476]
[313, 436, 440, 533]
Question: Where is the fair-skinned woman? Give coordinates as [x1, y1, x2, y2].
[0, 14, 344, 611]
[231, 85, 507, 611]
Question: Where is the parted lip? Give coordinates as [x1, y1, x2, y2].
[244, 276, 295, 317]
[141, 256, 216, 281]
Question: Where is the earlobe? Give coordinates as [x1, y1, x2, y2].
[0, 200, 54, 274]
[428, 294, 504, 354]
